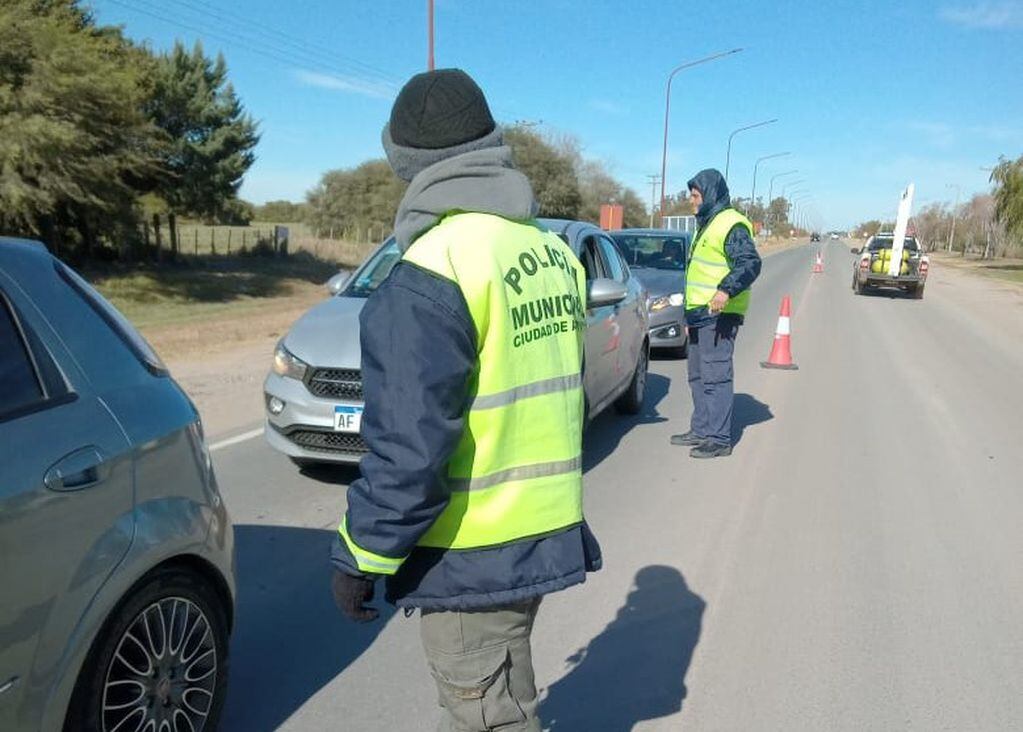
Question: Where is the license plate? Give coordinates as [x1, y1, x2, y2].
[333, 406, 363, 433]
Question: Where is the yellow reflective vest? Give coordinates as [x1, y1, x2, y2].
[340, 213, 587, 571]
[685, 208, 754, 316]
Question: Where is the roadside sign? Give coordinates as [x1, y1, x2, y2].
[889, 183, 914, 277]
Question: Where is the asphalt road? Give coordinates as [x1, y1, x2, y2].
[211, 241, 1023, 731]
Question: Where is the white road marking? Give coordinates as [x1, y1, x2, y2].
[209, 427, 264, 452]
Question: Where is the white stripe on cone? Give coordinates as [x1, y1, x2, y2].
[776, 316, 791, 335]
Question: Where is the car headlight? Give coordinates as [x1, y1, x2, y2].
[272, 342, 308, 380]
[648, 293, 684, 312]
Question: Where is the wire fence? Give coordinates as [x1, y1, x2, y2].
[137, 220, 378, 267]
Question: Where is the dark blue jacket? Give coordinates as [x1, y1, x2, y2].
[331, 260, 602, 611]
[686, 169, 762, 327]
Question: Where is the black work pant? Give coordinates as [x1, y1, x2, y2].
[687, 318, 740, 446]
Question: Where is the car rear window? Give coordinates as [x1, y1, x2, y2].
[56, 262, 167, 376]
[869, 237, 919, 252]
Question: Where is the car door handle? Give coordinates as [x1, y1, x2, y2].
[44, 447, 108, 492]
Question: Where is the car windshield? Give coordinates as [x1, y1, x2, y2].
[344, 239, 401, 297]
[868, 236, 919, 252]
[612, 235, 688, 271]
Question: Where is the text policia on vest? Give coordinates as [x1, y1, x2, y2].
[503, 243, 586, 349]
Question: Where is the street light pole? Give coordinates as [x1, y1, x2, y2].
[749, 152, 790, 215]
[767, 169, 798, 215]
[724, 118, 777, 185]
[659, 48, 744, 224]
[427, 0, 435, 70]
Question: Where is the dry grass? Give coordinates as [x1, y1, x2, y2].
[928, 252, 1023, 289]
[84, 251, 367, 360]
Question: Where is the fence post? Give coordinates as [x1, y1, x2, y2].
[227, 228, 233, 255]
[194, 228, 199, 255]
[242, 229, 247, 252]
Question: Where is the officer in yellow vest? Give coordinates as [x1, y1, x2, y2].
[671, 169, 761, 458]
[329, 69, 601, 732]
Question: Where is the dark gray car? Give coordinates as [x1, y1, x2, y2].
[0, 239, 234, 732]
[264, 219, 650, 466]
[612, 229, 690, 357]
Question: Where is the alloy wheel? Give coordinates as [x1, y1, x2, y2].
[102, 597, 217, 732]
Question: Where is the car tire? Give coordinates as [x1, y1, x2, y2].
[290, 456, 320, 470]
[64, 566, 230, 732]
[614, 344, 648, 415]
[912, 284, 925, 300]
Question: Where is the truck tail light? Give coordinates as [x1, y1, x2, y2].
[919, 260, 929, 275]
[860, 257, 870, 269]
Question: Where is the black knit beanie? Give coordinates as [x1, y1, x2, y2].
[389, 69, 496, 150]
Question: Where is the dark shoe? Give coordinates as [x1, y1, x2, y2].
[671, 431, 704, 446]
[690, 441, 732, 459]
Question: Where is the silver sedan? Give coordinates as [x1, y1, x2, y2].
[263, 219, 650, 466]
[611, 229, 690, 357]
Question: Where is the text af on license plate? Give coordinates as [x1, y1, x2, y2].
[334, 405, 363, 433]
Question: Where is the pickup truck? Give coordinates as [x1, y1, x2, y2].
[851, 233, 929, 299]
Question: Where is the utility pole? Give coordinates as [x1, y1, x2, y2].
[427, 0, 435, 70]
[646, 174, 662, 228]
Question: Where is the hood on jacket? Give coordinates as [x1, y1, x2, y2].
[390, 144, 538, 250]
[688, 168, 730, 229]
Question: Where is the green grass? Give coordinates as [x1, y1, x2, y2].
[85, 252, 339, 328]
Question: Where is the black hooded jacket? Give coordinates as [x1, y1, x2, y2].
[686, 169, 762, 326]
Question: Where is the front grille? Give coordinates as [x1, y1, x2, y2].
[286, 429, 369, 455]
[306, 368, 363, 400]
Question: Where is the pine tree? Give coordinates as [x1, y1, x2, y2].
[147, 41, 260, 224]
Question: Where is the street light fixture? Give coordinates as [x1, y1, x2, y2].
[749, 152, 790, 215]
[659, 48, 744, 221]
[725, 118, 777, 184]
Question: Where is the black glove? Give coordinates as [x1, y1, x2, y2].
[331, 569, 380, 622]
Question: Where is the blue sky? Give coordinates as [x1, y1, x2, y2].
[90, 0, 1023, 228]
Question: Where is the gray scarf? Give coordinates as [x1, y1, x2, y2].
[387, 143, 538, 251]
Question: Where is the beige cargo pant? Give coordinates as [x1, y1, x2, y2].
[420, 599, 542, 732]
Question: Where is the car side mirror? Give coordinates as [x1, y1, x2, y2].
[850, 247, 861, 255]
[326, 271, 351, 296]
[588, 278, 628, 308]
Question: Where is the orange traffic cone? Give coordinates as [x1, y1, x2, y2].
[812, 250, 824, 273]
[760, 296, 799, 370]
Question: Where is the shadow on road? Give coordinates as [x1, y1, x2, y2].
[584, 373, 670, 473]
[220, 524, 396, 731]
[540, 565, 705, 731]
[732, 392, 773, 446]
[297, 462, 362, 485]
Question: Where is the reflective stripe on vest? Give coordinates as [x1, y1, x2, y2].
[685, 208, 754, 316]
[382, 213, 586, 552]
